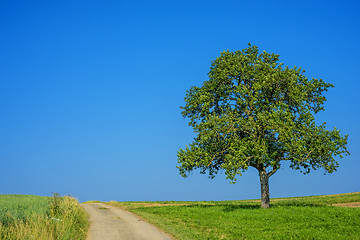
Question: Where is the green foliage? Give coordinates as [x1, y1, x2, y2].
[111, 193, 360, 240]
[178, 44, 349, 182]
[0, 194, 89, 240]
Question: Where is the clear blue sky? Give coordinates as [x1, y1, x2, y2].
[1, 0, 359, 202]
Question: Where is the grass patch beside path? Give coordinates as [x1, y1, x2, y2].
[107, 192, 360, 240]
[0, 194, 89, 240]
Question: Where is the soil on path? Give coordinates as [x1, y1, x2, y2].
[82, 203, 172, 240]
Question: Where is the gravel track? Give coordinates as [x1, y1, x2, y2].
[82, 203, 172, 240]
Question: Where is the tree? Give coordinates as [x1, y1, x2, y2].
[177, 44, 349, 208]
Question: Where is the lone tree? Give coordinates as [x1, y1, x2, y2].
[177, 44, 349, 208]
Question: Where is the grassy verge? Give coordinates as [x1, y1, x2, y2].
[107, 192, 360, 240]
[0, 194, 89, 240]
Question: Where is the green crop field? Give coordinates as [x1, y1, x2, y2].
[107, 192, 360, 240]
[0, 194, 89, 240]
[0, 195, 50, 225]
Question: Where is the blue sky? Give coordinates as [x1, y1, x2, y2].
[1, 0, 359, 202]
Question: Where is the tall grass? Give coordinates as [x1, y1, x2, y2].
[0, 194, 89, 240]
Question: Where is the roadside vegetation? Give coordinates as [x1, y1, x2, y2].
[107, 192, 360, 240]
[0, 193, 89, 240]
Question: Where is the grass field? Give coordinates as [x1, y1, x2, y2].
[0, 194, 89, 240]
[107, 192, 360, 240]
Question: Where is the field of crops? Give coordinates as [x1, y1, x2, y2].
[108, 192, 360, 240]
[0, 194, 89, 240]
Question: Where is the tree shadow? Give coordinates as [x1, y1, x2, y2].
[184, 203, 261, 212]
[221, 204, 261, 212]
[272, 201, 324, 208]
[181, 201, 324, 212]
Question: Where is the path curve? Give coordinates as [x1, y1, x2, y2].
[82, 203, 172, 240]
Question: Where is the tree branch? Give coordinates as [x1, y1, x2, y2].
[207, 149, 227, 166]
[267, 167, 278, 177]
[302, 149, 314, 161]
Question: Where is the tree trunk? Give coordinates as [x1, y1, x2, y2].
[259, 169, 270, 208]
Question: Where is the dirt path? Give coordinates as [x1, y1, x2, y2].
[82, 203, 172, 240]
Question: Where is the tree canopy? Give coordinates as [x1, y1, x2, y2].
[177, 44, 349, 208]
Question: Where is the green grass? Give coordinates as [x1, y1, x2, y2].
[107, 192, 360, 240]
[0, 195, 50, 225]
[0, 194, 89, 240]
